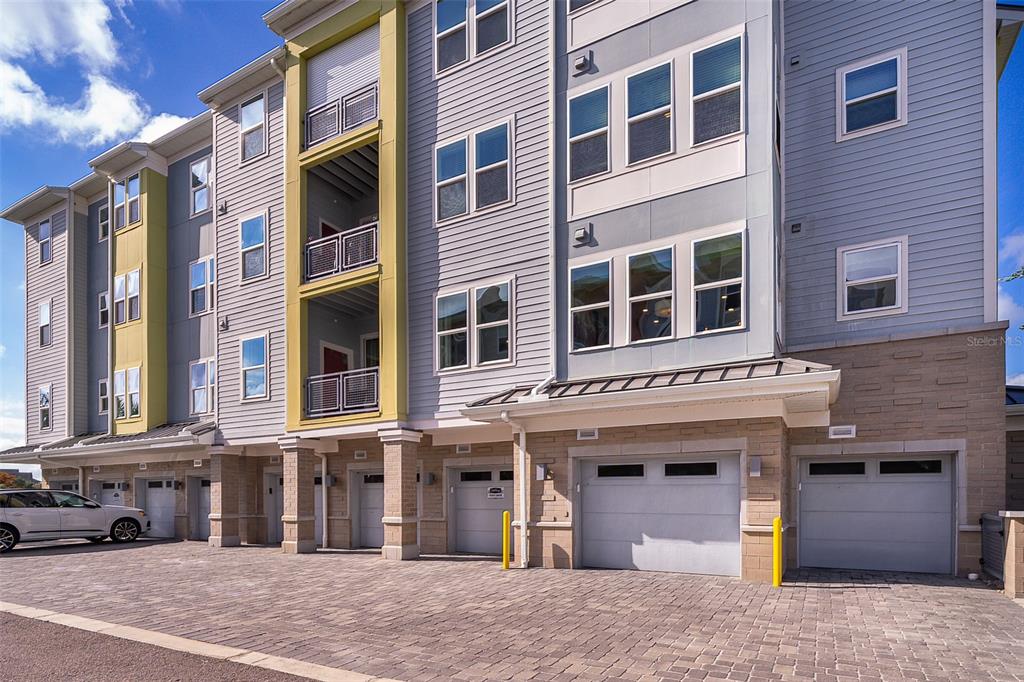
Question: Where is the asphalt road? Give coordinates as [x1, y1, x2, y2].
[0, 612, 307, 681]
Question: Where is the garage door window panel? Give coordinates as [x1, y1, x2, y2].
[460, 471, 493, 482]
[628, 248, 673, 343]
[570, 260, 611, 351]
[879, 459, 942, 475]
[597, 463, 645, 478]
[665, 461, 718, 477]
[808, 461, 865, 476]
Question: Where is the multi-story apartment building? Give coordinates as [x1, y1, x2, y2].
[1, 0, 1017, 582]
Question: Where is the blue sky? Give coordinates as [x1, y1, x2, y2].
[0, 2, 1022, 472]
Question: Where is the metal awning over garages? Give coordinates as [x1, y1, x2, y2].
[462, 358, 841, 431]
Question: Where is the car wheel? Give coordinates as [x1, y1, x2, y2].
[87, 536, 106, 543]
[0, 524, 18, 553]
[110, 519, 140, 543]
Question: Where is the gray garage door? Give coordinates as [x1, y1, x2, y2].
[799, 456, 953, 573]
[452, 468, 514, 554]
[580, 456, 741, 575]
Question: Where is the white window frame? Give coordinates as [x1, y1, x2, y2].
[239, 210, 269, 283]
[626, 246, 675, 345]
[690, 33, 745, 148]
[98, 379, 109, 416]
[835, 47, 908, 143]
[189, 156, 212, 216]
[434, 0, 515, 77]
[625, 59, 675, 166]
[39, 384, 52, 432]
[189, 358, 216, 416]
[38, 217, 52, 264]
[113, 179, 126, 231]
[188, 256, 216, 317]
[568, 258, 612, 353]
[472, 0, 511, 58]
[567, 84, 610, 184]
[473, 280, 513, 366]
[126, 366, 141, 418]
[435, 278, 515, 372]
[836, 235, 909, 321]
[240, 333, 269, 402]
[98, 291, 109, 329]
[113, 369, 126, 420]
[38, 299, 52, 347]
[239, 91, 268, 164]
[434, 117, 515, 225]
[126, 173, 141, 226]
[126, 268, 141, 322]
[690, 228, 746, 336]
[98, 204, 109, 241]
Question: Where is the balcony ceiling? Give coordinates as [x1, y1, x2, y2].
[313, 282, 379, 319]
[309, 142, 378, 200]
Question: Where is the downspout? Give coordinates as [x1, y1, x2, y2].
[318, 452, 328, 549]
[541, 0, 557, 394]
[104, 175, 115, 436]
[501, 411, 528, 568]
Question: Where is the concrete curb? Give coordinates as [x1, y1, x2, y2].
[0, 600, 398, 682]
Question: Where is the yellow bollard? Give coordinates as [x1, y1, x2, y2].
[502, 510, 511, 570]
[772, 516, 783, 588]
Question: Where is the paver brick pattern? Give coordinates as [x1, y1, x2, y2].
[1, 541, 1022, 681]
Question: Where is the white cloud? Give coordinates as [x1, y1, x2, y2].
[0, 397, 25, 452]
[1008, 373, 1024, 386]
[0, 344, 6, 359]
[999, 285, 1024, 330]
[0, 0, 189, 148]
[1000, 231, 1024, 269]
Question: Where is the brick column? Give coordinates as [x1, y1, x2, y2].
[1004, 513, 1024, 599]
[280, 438, 317, 554]
[380, 428, 421, 560]
[209, 447, 241, 548]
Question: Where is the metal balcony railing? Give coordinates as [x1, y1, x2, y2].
[306, 367, 379, 418]
[305, 222, 378, 281]
[305, 82, 379, 148]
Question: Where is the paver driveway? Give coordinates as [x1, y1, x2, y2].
[1, 540, 1022, 681]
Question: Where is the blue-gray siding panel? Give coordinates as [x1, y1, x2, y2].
[167, 147, 216, 423]
[406, 0, 552, 420]
[86, 199, 109, 434]
[782, 0, 986, 348]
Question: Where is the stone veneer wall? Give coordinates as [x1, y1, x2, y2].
[1006, 431, 1024, 510]
[790, 327, 1006, 575]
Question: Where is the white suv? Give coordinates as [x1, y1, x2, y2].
[0, 489, 150, 553]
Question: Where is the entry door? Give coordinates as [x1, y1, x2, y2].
[100, 482, 125, 506]
[198, 480, 211, 540]
[799, 456, 953, 573]
[265, 474, 284, 544]
[359, 472, 384, 548]
[580, 456, 741, 576]
[453, 468, 514, 555]
[323, 346, 349, 374]
[314, 477, 323, 546]
[144, 480, 176, 538]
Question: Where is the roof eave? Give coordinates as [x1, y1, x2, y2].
[0, 185, 70, 224]
[197, 46, 286, 109]
[88, 141, 151, 177]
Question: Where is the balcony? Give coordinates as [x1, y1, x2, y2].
[305, 222, 378, 281]
[306, 82, 379, 149]
[306, 366, 379, 417]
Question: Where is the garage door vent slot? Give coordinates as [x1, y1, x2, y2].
[577, 428, 599, 441]
[828, 425, 856, 439]
[456, 443, 472, 454]
[354, 450, 368, 460]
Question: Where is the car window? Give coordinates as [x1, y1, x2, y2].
[6, 491, 56, 508]
[51, 491, 92, 508]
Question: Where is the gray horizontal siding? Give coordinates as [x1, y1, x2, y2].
[214, 80, 287, 440]
[71, 209, 89, 435]
[167, 146, 217, 423]
[406, 0, 552, 420]
[25, 207, 67, 443]
[783, 0, 986, 348]
[87, 198, 109, 434]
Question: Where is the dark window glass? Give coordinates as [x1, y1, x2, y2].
[628, 111, 672, 163]
[569, 0, 598, 10]
[846, 279, 897, 312]
[665, 462, 718, 477]
[597, 464, 644, 478]
[438, 331, 468, 369]
[102, 482, 116, 489]
[437, 27, 467, 71]
[314, 476, 323, 485]
[694, 233, 743, 285]
[475, 6, 507, 54]
[845, 59, 897, 100]
[460, 471, 492, 482]
[693, 87, 742, 145]
[846, 92, 897, 133]
[695, 283, 742, 333]
[572, 307, 610, 349]
[808, 461, 865, 476]
[569, 132, 608, 181]
[630, 297, 672, 341]
[693, 37, 742, 97]
[6, 491, 56, 508]
[201, 479, 211, 487]
[364, 474, 384, 484]
[147, 480, 163, 489]
[879, 459, 942, 475]
[571, 261, 609, 307]
[499, 470, 514, 481]
[475, 165, 508, 208]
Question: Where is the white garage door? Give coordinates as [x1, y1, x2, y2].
[144, 479, 176, 538]
[581, 456, 741, 576]
[358, 472, 384, 548]
[452, 468, 514, 555]
[197, 479, 211, 540]
[799, 456, 953, 573]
